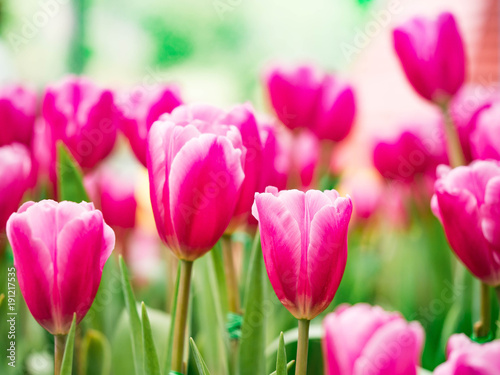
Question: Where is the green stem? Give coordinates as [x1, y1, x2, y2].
[474, 282, 491, 338]
[223, 235, 240, 313]
[54, 334, 67, 375]
[295, 319, 310, 375]
[441, 103, 466, 168]
[171, 260, 193, 374]
[495, 286, 500, 307]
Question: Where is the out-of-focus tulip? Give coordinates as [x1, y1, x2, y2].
[6, 200, 115, 335]
[450, 85, 497, 163]
[323, 304, 424, 375]
[340, 169, 383, 220]
[373, 119, 448, 183]
[84, 166, 137, 230]
[265, 65, 356, 142]
[434, 334, 500, 375]
[147, 106, 245, 261]
[252, 187, 352, 320]
[42, 76, 119, 170]
[0, 85, 37, 148]
[393, 12, 465, 104]
[162, 103, 261, 231]
[431, 161, 500, 286]
[0, 144, 32, 232]
[293, 130, 320, 188]
[470, 101, 500, 161]
[120, 85, 182, 166]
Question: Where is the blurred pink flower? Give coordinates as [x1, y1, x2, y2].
[340, 169, 383, 220]
[323, 304, 424, 375]
[0, 144, 32, 232]
[432, 161, 500, 286]
[293, 130, 320, 188]
[434, 334, 500, 375]
[120, 85, 182, 167]
[470, 101, 500, 161]
[252, 187, 352, 320]
[148, 104, 245, 261]
[6, 200, 115, 334]
[42, 76, 119, 170]
[393, 12, 465, 104]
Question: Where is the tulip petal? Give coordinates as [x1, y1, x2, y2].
[482, 177, 500, 248]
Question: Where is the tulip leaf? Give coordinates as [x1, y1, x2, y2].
[79, 329, 111, 375]
[164, 262, 181, 373]
[60, 314, 77, 375]
[57, 142, 89, 202]
[239, 230, 266, 375]
[0, 294, 4, 308]
[275, 332, 287, 375]
[189, 337, 212, 375]
[270, 361, 295, 375]
[119, 256, 143, 375]
[141, 302, 161, 375]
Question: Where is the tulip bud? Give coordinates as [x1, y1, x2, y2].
[470, 101, 500, 161]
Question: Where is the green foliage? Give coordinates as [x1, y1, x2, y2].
[79, 329, 111, 375]
[57, 142, 89, 202]
[141, 303, 161, 375]
[189, 338, 212, 375]
[275, 332, 287, 375]
[60, 314, 77, 375]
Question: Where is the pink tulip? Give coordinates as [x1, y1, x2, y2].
[431, 161, 500, 286]
[434, 334, 500, 375]
[6, 200, 115, 334]
[162, 103, 262, 231]
[323, 304, 424, 375]
[147, 105, 245, 261]
[252, 187, 352, 320]
[0, 144, 32, 232]
[120, 85, 182, 167]
[84, 166, 137, 229]
[293, 130, 320, 188]
[470, 101, 500, 161]
[42, 76, 119, 170]
[340, 169, 383, 220]
[393, 12, 465, 104]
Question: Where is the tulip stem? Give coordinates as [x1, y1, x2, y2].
[474, 282, 491, 338]
[54, 334, 67, 375]
[223, 235, 240, 313]
[441, 103, 466, 167]
[171, 260, 193, 374]
[295, 319, 310, 375]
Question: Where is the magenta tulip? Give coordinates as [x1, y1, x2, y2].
[431, 161, 500, 285]
[42, 76, 119, 170]
[147, 105, 245, 261]
[0, 144, 32, 232]
[393, 12, 465, 104]
[252, 187, 352, 320]
[323, 304, 424, 375]
[6, 200, 115, 334]
[434, 334, 500, 375]
[470, 101, 500, 161]
[120, 85, 182, 166]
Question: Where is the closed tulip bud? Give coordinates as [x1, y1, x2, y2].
[0, 144, 32, 232]
[252, 187, 352, 320]
[120, 85, 182, 167]
[393, 12, 465, 104]
[323, 304, 424, 375]
[431, 161, 500, 286]
[42, 76, 119, 170]
[293, 130, 320, 188]
[434, 334, 500, 375]
[148, 104, 245, 261]
[6, 200, 115, 335]
[470, 101, 500, 161]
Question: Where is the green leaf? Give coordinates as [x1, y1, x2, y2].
[189, 338, 212, 375]
[0, 293, 4, 308]
[119, 256, 143, 375]
[142, 303, 161, 375]
[60, 314, 77, 375]
[275, 332, 287, 375]
[79, 329, 111, 375]
[239, 230, 266, 375]
[164, 262, 181, 373]
[270, 361, 295, 375]
[57, 142, 89, 202]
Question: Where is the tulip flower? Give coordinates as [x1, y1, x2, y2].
[42, 76, 119, 170]
[393, 12, 465, 105]
[0, 144, 32, 234]
[432, 161, 500, 286]
[252, 187, 352, 375]
[434, 334, 500, 375]
[323, 304, 424, 375]
[340, 169, 383, 221]
[147, 105, 245, 372]
[470, 101, 500, 161]
[119, 85, 182, 166]
[292, 130, 320, 188]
